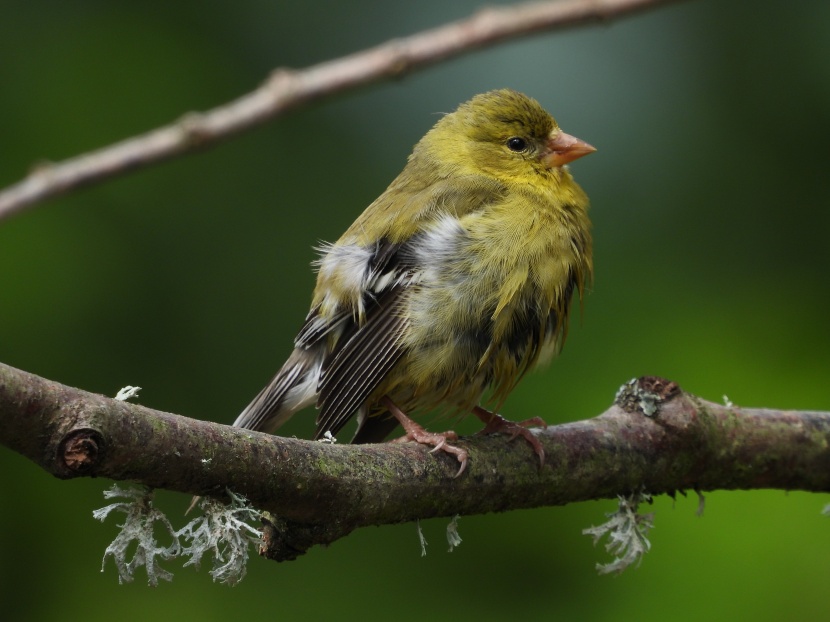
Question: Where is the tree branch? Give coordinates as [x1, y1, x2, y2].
[0, 0, 683, 223]
[2, 360, 829, 561]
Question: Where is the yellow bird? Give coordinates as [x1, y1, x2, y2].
[234, 89, 594, 475]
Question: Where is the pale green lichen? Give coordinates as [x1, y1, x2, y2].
[114, 386, 142, 401]
[318, 430, 337, 444]
[583, 492, 654, 575]
[93, 485, 179, 586]
[94, 485, 262, 586]
[696, 490, 706, 517]
[446, 515, 462, 552]
[615, 379, 657, 416]
[416, 520, 428, 556]
[414, 516, 462, 556]
[178, 490, 262, 585]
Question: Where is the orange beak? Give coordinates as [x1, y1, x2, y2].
[541, 130, 596, 168]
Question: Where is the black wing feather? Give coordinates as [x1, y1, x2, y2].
[314, 286, 409, 439]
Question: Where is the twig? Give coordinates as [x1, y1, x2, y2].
[0, 0, 683, 222]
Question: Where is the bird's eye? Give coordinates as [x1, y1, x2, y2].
[506, 137, 528, 152]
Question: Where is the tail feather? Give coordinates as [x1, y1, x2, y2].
[233, 350, 321, 434]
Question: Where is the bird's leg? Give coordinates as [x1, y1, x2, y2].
[472, 406, 546, 468]
[381, 396, 468, 477]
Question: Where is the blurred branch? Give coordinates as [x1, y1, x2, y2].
[2, 361, 830, 562]
[0, 0, 684, 223]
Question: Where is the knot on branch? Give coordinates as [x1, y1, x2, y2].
[259, 513, 353, 562]
[176, 113, 212, 147]
[59, 428, 104, 474]
[615, 376, 680, 417]
[264, 68, 299, 101]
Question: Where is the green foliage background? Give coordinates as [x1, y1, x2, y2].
[2, 0, 829, 619]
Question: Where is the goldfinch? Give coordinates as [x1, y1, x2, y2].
[234, 89, 594, 475]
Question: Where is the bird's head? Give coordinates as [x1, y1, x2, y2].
[419, 89, 595, 183]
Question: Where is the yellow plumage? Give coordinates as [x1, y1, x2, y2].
[234, 89, 594, 474]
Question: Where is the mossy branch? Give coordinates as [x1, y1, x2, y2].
[2, 361, 829, 561]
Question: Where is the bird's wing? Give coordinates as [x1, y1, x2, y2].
[312, 178, 506, 440]
[234, 237, 411, 438]
[313, 240, 413, 440]
[240, 176, 505, 439]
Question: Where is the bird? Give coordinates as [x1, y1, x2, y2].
[233, 89, 594, 476]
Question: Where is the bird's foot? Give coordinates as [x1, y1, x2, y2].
[473, 406, 546, 468]
[382, 396, 468, 477]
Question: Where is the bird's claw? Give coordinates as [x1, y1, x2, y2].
[384, 396, 468, 477]
[473, 407, 546, 469]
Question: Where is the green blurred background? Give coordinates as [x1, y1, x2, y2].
[2, 0, 829, 619]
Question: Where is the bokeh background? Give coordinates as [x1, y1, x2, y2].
[2, 0, 829, 619]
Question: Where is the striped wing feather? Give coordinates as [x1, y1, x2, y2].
[314, 286, 409, 439]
